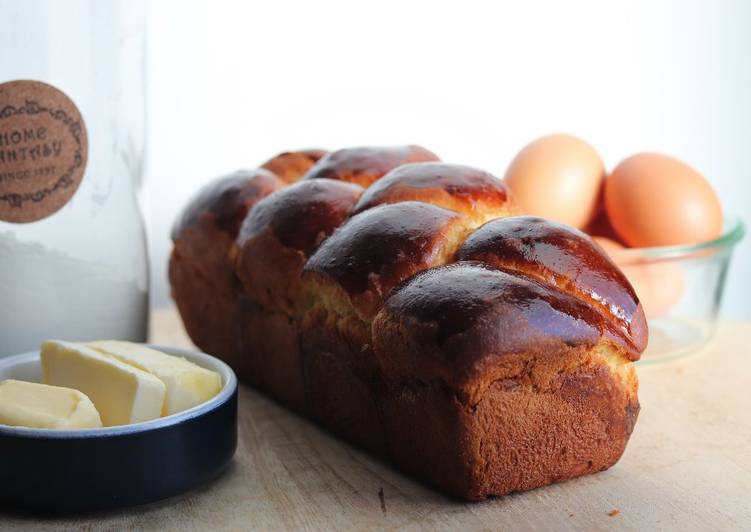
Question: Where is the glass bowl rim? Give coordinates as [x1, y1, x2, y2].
[603, 214, 745, 262]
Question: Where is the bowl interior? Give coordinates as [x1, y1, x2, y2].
[0, 351, 41, 382]
[0, 344, 237, 437]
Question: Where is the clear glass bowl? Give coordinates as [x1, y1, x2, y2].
[605, 216, 745, 365]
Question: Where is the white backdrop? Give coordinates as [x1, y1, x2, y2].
[144, 0, 751, 317]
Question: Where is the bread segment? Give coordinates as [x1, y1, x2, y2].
[261, 149, 327, 184]
[301, 145, 440, 187]
[456, 215, 648, 353]
[354, 162, 520, 222]
[233, 178, 363, 410]
[303, 201, 468, 320]
[377, 341, 639, 500]
[169, 169, 284, 367]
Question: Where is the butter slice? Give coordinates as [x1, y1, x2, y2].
[89, 340, 222, 416]
[0, 379, 102, 429]
[41, 340, 166, 427]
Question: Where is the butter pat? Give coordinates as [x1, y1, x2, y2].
[89, 340, 222, 416]
[41, 340, 166, 427]
[0, 379, 102, 429]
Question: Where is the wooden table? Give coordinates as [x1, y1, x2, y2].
[4, 309, 750, 531]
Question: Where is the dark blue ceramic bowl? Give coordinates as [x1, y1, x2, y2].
[0, 344, 237, 514]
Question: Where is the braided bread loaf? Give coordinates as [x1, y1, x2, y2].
[170, 145, 647, 500]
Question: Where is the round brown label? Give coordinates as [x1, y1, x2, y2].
[0, 80, 88, 223]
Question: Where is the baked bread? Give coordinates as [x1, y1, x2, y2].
[170, 145, 647, 500]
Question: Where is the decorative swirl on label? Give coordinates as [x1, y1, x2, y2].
[0, 80, 88, 223]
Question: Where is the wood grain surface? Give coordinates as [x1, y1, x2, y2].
[2, 308, 750, 531]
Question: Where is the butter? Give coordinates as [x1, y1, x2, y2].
[89, 340, 222, 416]
[0, 379, 102, 429]
[41, 340, 166, 427]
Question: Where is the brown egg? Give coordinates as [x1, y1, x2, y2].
[593, 236, 685, 319]
[504, 134, 605, 228]
[604, 153, 723, 247]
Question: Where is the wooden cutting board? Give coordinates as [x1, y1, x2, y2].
[4, 308, 750, 531]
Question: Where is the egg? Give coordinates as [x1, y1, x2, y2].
[504, 134, 605, 228]
[604, 153, 723, 247]
[593, 236, 686, 319]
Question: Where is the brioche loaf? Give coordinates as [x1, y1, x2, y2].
[169, 145, 647, 500]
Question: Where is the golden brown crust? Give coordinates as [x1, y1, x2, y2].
[238, 179, 363, 257]
[169, 221, 242, 365]
[235, 178, 363, 310]
[234, 179, 363, 412]
[382, 344, 638, 500]
[237, 297, 306, 410]
[300, 304, 386, 454]
[354, 162, 517, 218]
[301, 145, 440, 187]
[171, 169, 283, 241]
[169, 169, 284, 367]
[302, 201, 465, 320]
[261, 149, 328, 184]
[456, 216, 647, 357]
[372, 262, 607, 401]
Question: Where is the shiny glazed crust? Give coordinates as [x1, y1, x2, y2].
[261, 149, 328, 184]
[169, 169, 283, 368]
[169, 146, 647, 500]
[302, 145, 440, 187]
